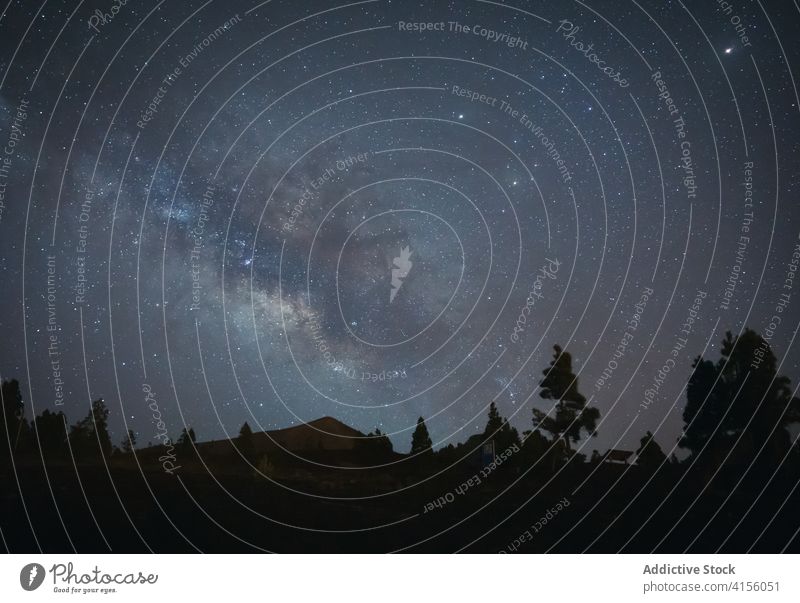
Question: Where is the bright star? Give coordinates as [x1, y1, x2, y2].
[725, 47, 733, 54]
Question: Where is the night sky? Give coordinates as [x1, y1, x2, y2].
[1, 0, 799, 460]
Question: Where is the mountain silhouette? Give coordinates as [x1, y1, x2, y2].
[264, 416, 366, 451]
[156, 416, 399, 468]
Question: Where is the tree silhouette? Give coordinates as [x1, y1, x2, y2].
[680, 329, 800, 467]
[177, 427, 197, 449]
[1, 379, 29, 459]
[69, 398, 112, 460]
[34, 409, 68, 455]
[121, 429, 137, 453]
[410, 417, 432, 455]
[635, 431, 667, 469]
[533, 345, 600, 452]
[519, 428, 549, 465]
[359, 428, 394, 459]
[482, 401, 520, 451]
[375, 428, 393, 455]
[485, 401, 503, 434]
[238, 422, 254, 462]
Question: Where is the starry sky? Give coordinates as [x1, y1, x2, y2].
[1, 0, 799, 457]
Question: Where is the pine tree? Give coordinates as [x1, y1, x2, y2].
[483, 401, 520, 452]
[635, 431, 666, 469]
[1, 379, 28, 458]
[177, 427, 196, 449]
[69, 398, 112, 459]
[238, 422, 254, 461]
[121, 429, 137, 453]
[533, 345, 599, 452]
[680, 329, 800, 466]
[410, 417, 432, 455]
[485, 401, 503, 435]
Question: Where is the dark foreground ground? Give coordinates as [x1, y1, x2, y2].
[2, 449, 798, 553]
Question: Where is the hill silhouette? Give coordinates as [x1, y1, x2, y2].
[142, 415, 403, 471]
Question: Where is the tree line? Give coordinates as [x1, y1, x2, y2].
[0, 388, 199, 465]
[2, 327, 799, 473]
[408, 328, 799, 473]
